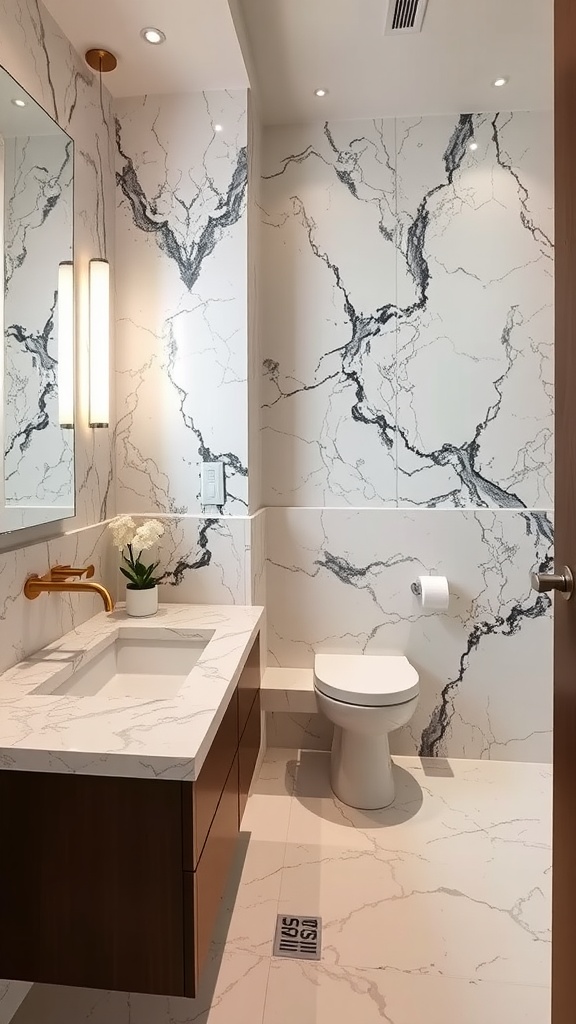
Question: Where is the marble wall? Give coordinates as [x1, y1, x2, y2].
[266, 507, 552, 761]
[115, 90, 249, 517]
[113, 91, 253, 604]
[0, 0, 116, 670]
[261, 112, 554, 761]
[261, 112, 553, 507]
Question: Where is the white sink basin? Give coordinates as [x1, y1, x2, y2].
[33, 636, 211, 699]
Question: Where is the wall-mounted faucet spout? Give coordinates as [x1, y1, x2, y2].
[24, 564, 114, 612]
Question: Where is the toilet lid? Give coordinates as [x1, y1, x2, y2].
[314, 654, 419, 707]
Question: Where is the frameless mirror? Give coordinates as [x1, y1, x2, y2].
[0, 65, 74, 534]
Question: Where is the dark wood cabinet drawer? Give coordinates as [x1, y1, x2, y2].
[183, 690, 239, 869]
[0, 771, 185, 996]
[239, 691, 261, 823]
[238, 634, 260, 737]
[184, 753, 240, 995]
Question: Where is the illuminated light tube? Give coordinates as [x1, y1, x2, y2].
[89, 258, 110, 427]
[57, 260, 74, 428]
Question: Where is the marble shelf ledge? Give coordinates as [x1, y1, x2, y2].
[0, 604, 263, 782]
[262, 667, 317, 713]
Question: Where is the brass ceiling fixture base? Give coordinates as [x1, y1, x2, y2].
[85, 48, 117, 73]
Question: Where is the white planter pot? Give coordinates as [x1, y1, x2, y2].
[125, 586, 158, 617]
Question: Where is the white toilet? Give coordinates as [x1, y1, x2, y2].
[314, 654, 419, 810]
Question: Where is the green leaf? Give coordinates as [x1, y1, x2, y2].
[119, 566, 138, 584]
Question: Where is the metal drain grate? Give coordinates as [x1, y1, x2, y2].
[273, 914, 322, 960]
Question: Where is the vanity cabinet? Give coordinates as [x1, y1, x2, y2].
[0, 635, 261, 997]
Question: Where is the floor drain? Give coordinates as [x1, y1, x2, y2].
[273, 914, 322, 960]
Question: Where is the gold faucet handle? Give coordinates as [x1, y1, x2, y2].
[50, 564, 95, 581]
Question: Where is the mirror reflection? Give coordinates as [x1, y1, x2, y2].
[1, 67, 74, 533]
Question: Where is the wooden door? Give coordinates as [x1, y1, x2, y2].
[553, 1, 576, 1019]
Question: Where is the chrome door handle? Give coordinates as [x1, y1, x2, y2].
[530, 566, 574, 600]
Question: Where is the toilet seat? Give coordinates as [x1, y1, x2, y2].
[314, 654, 419, 708]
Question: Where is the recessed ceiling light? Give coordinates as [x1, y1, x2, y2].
[469, 141, 478, 151]
[314, 88, 328, 98]
[141, 27, 166, 45]
[493, 76, 509, 87]
[12, 98, 26, 107]
[214, 124, 223, 132]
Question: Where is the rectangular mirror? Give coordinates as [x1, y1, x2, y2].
[0, 65, 74, 534]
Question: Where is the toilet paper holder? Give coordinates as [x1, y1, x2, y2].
[411, 576, 450, 611]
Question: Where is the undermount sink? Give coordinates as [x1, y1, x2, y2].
[33, 636, 212, 699]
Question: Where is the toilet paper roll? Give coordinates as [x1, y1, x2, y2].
[417, 575, 449, 611]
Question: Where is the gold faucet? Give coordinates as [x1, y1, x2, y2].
[24, 564, 114, 612]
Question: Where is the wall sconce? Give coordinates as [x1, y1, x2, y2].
[89, 257, 110, 428]
[57, 261, 74, 428]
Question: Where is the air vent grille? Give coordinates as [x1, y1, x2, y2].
[385, 0, 429, 34]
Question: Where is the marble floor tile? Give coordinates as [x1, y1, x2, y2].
[278, 841, 550, 987]
[240, 746, 297, 841]
[286, 751, 551, 853]
[280, 751, 551, 988]
[217, 839, 286, 958]
[8, 952, 270, 1024]
[0, 983, 30, 1024]
[262, 960, 550, 1024]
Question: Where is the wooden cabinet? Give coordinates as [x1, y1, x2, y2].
[239, 691, 261, 822]
[0, 634, 261, 997]
[187, 753, 240, 988]
[185, 692, 239, 869]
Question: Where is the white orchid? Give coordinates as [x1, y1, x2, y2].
[109, 515, 136, 552]
[108, 516, 165, 590]
[132, 519, 164, 551]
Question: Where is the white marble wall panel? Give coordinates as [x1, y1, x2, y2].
[262, 119, 398, 507]
[0, 520, 115, 676]
[395, 112, 553, 508]
[247, 93, 264, 513]
[250, 508, 266, 605]
[115, 91, 249, 516]
[111, 514, 250, 605]
[266, 710, 333, 750]
[261, 112, 553, 510]
[265, 507, 553, 762]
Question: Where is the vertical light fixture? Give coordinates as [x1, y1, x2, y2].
[85, 47, 117, 429]
[89, 258, 110, 427]
[57, 260, 75, 428]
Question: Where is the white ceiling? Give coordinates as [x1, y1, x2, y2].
[237, 0, 553, 124]
[42, 0, 249, 97]
[42, 0, 553, 123]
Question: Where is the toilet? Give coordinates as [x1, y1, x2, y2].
[314, 654, 419, 810]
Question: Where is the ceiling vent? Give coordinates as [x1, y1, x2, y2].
[384, 0, 429, 34]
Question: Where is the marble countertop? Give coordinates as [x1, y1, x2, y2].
[0, 604, 263, 781]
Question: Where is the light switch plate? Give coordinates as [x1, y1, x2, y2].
[201, 461, 225, 506]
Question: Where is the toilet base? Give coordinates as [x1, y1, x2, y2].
[330, 726, 395, 809]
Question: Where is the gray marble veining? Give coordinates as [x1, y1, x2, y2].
[261, 112, 553, 509]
